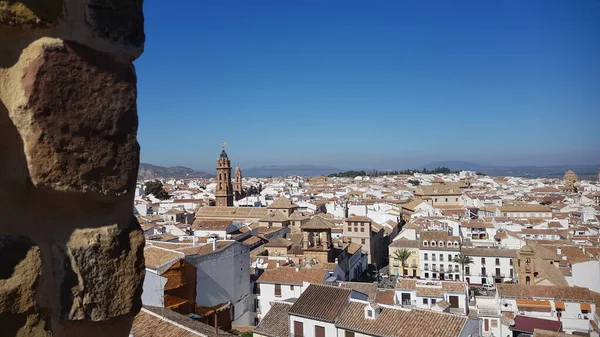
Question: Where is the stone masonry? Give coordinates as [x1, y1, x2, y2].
[1, 1, 145, 336]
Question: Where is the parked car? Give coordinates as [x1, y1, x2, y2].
[482, 283, 495, 291]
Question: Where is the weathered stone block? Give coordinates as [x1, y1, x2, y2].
[19, 40, 139, 196]
[0, 235, 48, 336]
[60, 221, 144, 321]
[85, 0, 145, 58]
[0, 0, 63, 27]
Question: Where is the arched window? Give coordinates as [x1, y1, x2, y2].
[439, 241, 444, 247]
[525, 276, 531, 285]
[431, 241, 436, 247]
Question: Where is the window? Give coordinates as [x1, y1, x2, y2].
[448, 254, 452, 261]
[435, 198, 438, 202]
[290, 285, 294, 291]
[431, 299, 437, 304]
[431, 241, 436, 247]
[423, 241, 428, 247]
[445, 198, 448, 202]
[454, 242, 459, 247]
[345, 332, 355, 337]
[293, 321, 304, 337]
[361, 227, 364, 232]
[361, 238, 366, 244]
[455, 198, 458, 202]
[367, 309, 373, 317]
[481, 257, 486, 264]
[274, 284, 281, 297]
[439, 254, 444, 261]
[423, 298, 428, 305]
[424, 272, 429, 278]
[315, 325, 325, 337]
[439, 242, 444, 248]
[495, 258, 500, 266]
[253, 283, 260, 295]
[424, 253, 428, 260]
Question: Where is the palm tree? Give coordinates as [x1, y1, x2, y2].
[393, 248, 413, 277]
[453, 254, 474, 282]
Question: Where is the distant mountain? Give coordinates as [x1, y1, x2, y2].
[416, 161, 599, 179]
[138, 163, 213, 179]
[243, 165, 341, 178]
[418, 161, 487, 171]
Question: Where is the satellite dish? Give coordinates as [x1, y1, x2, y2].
[509, 320, 515, 326]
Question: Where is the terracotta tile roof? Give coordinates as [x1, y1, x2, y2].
[195, 206, 268, 219]
[256, 266, 328, 285]
[396, 278, 417, 290]
[416, 287, 444, 297]
[289, 284, 350, 322]
[442, 281, 468, 293]
[435, 300, 452, 310]
[301, 216, 334, 230]
[375, 289, 395, 306]
[461, 247, 518, 258]
[253, 302, 292, 337]
[264, 237, 293, 248]
[268, 197, 298, 209]
[340, 282, 379, 301]
[345, 216, 373, 222]
[497, 284, 594, 301]
[259, 210, 290, 222]
[191, 219, 232, 231]
[533, 329, 571, 337]
[143, 247, 183, 270]
[336, 301, 468, 337]
[415, 183, 463, 196]
[419, 231, 460, 251]
[389, 238, 419, 248]
[346, 242, 363, 255]
[134, 306, 234, 336]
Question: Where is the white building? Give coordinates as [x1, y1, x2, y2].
[419, 230, 461, 281]
[461, 247, 517, 286]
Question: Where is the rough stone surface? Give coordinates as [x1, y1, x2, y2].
[85, 0, 145, 54]
[0, 0, 63, 27]
[0, 0, 145, 335]
[0, 236, 48, 336]
[61, 222, 145, 321]
[17, 40, 140, 196]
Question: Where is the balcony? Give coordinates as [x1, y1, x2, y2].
[411, 264, 418, 268]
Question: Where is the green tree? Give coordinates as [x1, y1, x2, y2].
[393, 248, 413, 277]
[144, 180, 169, 200]
[453, 254, 474, 282]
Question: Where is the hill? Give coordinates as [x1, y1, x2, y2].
[138, 163, 213, 179]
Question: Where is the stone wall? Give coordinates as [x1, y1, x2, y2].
[0, 1, 145, 336]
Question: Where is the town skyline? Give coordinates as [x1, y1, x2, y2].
[136, 1, 600, 169]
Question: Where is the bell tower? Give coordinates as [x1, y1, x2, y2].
[215, 142, 233, 207]
[234, 165, 243, 199]
[517, 245, 535, 285]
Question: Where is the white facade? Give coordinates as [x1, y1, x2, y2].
[571, 260, 600, 293]
[289, 314, 337, 337]
[141, 270, 167, 307]
[184, 241, 252, 326]
[420, 249, 461, 281]
[256, 282, 304, 320]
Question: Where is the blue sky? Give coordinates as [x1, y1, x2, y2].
[136, 0, 600, 171]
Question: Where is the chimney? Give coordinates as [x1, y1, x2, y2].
[212, 237, 218, 251]
[556, 248, 561, 255]
[276, 261, 280, 267]
[295, 265, 301, 272]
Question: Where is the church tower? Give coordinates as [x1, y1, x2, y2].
[215, 142, 233, 207]
[234, 165, 243, 200]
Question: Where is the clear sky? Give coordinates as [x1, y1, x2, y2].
[136, 0, 600, 171]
